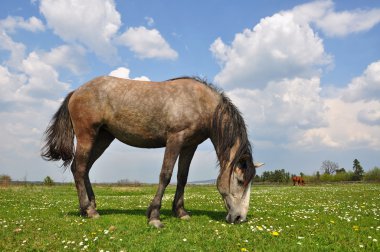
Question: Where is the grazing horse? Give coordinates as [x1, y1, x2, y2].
[41, 76, 263, 228]
[292, 176, 305, 186]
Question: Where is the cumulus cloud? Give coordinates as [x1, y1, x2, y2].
[211, 1, 380, 89]
[40, 0, 121, 62]
[40, 45, 87, 75]
[0, 16, 45, 33]
[118, 26, 178, 60]
[19, 52, 69, 99]
[0, 27, 26, 69]
[358, 109, 380, 126]
[210, 10, 331, 88]
[209, 1, 380, 151]
[297, 98, 380, 150]
[228, 72, 380, 150]
[109, 67, 150, 81]
[227, 77, 327, 145]
[341, 60, 380, 102]
[293, 0, 380, 37]
[0, 57, 69, 163]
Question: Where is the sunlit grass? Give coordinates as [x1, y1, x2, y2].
[0, 184, 379, 251]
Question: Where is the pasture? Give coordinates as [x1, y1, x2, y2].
[0, 183, 379, 251]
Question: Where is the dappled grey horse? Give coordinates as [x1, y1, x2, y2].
[41, 76, 263, 228]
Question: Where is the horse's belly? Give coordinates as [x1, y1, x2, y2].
[105, 125, 166, 148]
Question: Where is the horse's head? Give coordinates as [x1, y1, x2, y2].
[217, 156, 264, 224]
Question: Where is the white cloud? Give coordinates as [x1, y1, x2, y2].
[0, 27, 26, 69]
[227, 59, 380, 151]
[40, 45, 87, 75]
[358, 109, 380, 126]
[297, 99, 380, 150]
[0, 16, 45, 33]
[19, 52, 69, 99]
[118, 26, 178, 60]
[109, 67, 150, 81]
[341, 60, 380, 102]
[292, 0, 380, 37]
[145, 16, 155, 27]
[227, 77, 327, 145]
[39, 0, 121, 61]
[0, 52, 69, 165]
[211, 1, 380, 89]
[211, 10, 331, 88]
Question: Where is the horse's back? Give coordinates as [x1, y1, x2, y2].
[68, 76, 220, 148]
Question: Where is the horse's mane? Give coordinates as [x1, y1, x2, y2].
[167, 76, 255, 186]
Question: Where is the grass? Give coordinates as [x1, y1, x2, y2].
[0, 183, 379, 251]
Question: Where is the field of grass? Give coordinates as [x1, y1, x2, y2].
[0, 183, 379, 251]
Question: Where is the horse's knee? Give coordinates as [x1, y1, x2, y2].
[159, 171, 172, 186]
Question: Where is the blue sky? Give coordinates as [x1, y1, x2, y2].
[0, 0, 379, 183]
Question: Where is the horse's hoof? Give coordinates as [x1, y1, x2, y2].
[180, 215, 191, 220]
[87, 209, 100, 219]
[149, 219, 164, 228]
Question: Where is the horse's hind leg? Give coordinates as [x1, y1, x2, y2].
[71, 133, 94, 217]
[85, 129, 115, 216]
[172, 145, 197, 219]
[71, 124, 113, 218]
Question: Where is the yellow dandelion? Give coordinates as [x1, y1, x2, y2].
[271, 231, 279, 236]
[353, 225, 359, 231]
[241, 248, 248, 252]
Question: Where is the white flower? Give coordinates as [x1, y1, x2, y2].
[183, 238, 187, 242]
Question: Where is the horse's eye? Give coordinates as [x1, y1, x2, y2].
[237, 179, 244, 186]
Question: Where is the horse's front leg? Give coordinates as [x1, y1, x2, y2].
[172, 145, 197, 219]
[147, 135, 183, 228]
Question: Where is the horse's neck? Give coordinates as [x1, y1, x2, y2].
[211, 136, 241, 169]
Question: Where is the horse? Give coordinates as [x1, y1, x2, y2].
[292, 176, 305, 186]
[41, 76, 264, 228]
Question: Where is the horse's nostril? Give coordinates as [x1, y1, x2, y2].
[235, 215, 241, 223]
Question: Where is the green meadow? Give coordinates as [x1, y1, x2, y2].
[0, 183, 379, 251]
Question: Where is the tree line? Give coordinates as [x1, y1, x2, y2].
[253, 159, 380, 183]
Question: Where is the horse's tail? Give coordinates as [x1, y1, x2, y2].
[41, 91, 75, 168]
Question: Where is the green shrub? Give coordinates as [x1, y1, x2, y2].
[364, 167, 380, 182]
[43, 176, 54, 186]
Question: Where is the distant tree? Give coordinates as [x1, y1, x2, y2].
[352, 159, 364, 181]
[363, 167, 380, 182]
[300, 172, 305, 177]
[117, 178, 131, 185]
[316, 171, 320, 181]
[335, 168, 346, 174]
[0, 175, 11, 187]
[262, 171, 271, 182]
[43, 176, 54, 186]
[253, 175, 261, 183]
[260, 169, 289, 183]
[321, 160, 339, 174]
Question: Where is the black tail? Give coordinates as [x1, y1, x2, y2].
[41, 91, 75, 167]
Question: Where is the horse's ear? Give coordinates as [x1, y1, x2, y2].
[254, 162, 264, 168]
